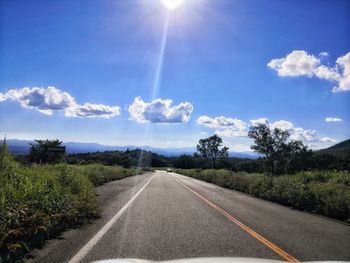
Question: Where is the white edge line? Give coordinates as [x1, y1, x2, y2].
[68, 174, 155, 263]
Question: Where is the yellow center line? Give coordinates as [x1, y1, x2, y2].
[175, 177, 300, 263]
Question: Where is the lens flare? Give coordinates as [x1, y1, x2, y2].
[162, 0, 184, 10]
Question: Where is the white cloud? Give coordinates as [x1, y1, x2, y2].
[268, 50, 350, 92]
[128, 96, 193, 123]
[0, 86, 75, 115]
[320, 137, 337, 143]
[334, 52, 350, 92]
[66, 103, 121, 119]
[197, 115, 247, 137]
[319, 51, 329, 57]
[290, 127, 318, 142]
[0, 93, 6, 102]
[270, 120, 338, 144]
[250, 118, 334, 143]
[0, 86, 120, 118]
[270, 120, 294, 131]
[200, 115, 338, 146]
[325, 117, 342, 122]
[250, 118, 269, 126]
[215, 128, 247, 137]
[269, 120, 319, 142]
[314, 65, 340, 81]
[267, 50, 320, 77]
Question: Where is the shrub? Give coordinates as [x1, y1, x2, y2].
[71, 164, 142, 186]
[0, 164, 98, 260]
[175, 169, 350, 221]
[0, 144, 143, 261]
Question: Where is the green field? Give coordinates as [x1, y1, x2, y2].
[175, 169, 350, 222]
[0, 146, 143, 261]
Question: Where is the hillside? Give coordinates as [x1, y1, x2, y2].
[317, 139, 350, 157]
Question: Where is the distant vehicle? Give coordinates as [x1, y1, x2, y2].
[167, 168, 172, 173]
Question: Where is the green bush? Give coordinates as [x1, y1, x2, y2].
[0, 144, 143, 261]
[71, 164, 142, 186]
[0, 164, 98, 260]
[175, 169, 350, 221]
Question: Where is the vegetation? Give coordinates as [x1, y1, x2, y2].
[41, 135, 345, 173]
[317, 139, 350, 157]
[248, 124, 312, 174]
[0, 141, 142, 262]
[63, 149, 350, 173]
[71, 164, 143, 187]
[173, 133, 350, 222]
[196, 135, 229, 168]
[29, 139, 65, 164]
[2, 132, 348, 262]
[175, 168, 350, 222]
[66, 149, 172, 168]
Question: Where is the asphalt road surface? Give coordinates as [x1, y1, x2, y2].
[27, 171, 350, 262]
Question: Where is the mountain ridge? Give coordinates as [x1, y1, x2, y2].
[4, 139, 259, 159]
[317, 139, 350, 157]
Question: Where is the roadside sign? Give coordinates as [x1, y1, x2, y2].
[45, 146, 66, 153]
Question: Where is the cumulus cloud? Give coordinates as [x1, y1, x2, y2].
[335, 52, 350, 92]
[271, 120, 319, 142]
[200, 115, 337, 145]
[268, 50, 350, 92]
[250, 118, 269, 126]
[0, 86, 120, 118]
[0, 93, 6, 102]
[325, 117, 342, 122]
[197, 115, 247, 137]
[250, 118, 337, 143]
[128, 97, 193, 123]
[66, 103, 121, 118]
[268, 120, 318, 142]
[270, 120, 294, 131]
[290, 127, 318, 142]
[268, 50, 320, 77]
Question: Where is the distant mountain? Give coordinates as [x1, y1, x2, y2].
[5, 139, 34, 154]
[317, 139, 350, 157]
[5, 139, 259, 159]
[229, 152, 260, 159]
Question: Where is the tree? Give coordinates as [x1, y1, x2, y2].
[174, 155, 197, 169]
[196, 135, 229, 169]
[29, 139, 65, 164]
[284, 140, 313, 173]
[248, 123, 310, 174]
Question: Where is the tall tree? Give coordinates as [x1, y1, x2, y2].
[29, 139, 65, 164]
[196, 135, 229, 169]
[248, 123, 310, 174]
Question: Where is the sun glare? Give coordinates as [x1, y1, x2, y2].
[162, 0, 184, 10]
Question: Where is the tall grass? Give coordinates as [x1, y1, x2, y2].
[175, 169, 350, 222]
[72, 164, 143, 186]
[0, 144, 143, 262]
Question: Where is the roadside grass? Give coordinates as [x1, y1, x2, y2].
[0, 146, 143, 262]
[175, 169, 350, 222]
[71, 164, 143, 186]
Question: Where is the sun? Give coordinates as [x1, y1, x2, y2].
[162, 0, 184, 10]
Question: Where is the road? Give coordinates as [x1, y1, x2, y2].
[27, 171, 350, 262]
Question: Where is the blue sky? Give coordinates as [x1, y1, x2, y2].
[0, 0, 349, 151]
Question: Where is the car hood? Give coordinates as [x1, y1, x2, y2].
[92, 259, 284, 263]
[93, 257, 344, 263]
